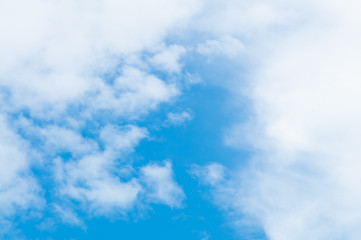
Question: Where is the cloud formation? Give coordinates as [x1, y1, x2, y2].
[3, 0, 361, 239]
[54, 125, 146, 214]
[0, 0, 198, 231]
[195, 1, 361, 239]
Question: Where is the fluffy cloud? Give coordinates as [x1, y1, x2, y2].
[0, 0, 200, 111]
[140, 161, 185, 207]
[52, 125, 184, 216]
[54, 125, 147, 215]
[150, 44, 186, 73]
[196, 1, 361, 240]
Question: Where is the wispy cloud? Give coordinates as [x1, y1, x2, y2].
[197, 36, 244, 59]
[190, 163, 225, 186]
[141, 161, 185, 208]
[0, 115, 43, 221]
[165, 110, 193, 126]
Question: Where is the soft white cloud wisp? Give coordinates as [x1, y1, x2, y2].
[141, 161, 185, 208]
[0, 115, 42, 219]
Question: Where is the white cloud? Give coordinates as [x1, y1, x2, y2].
[41, 126, 98, 156]
[197, 35, 245, 58]
[190, 163, 225, 186]
[166, 110, 193, 126]
[53, 204, 84, 228]
[194, 0, 295, 38]
[100, 124, 148, 152]
[196, 1, 361, 239]
[150, 44, 186, 73]
[183, 73, 203, 86]
[53, 124, 184, 216]
[141, 161, 185, 207]
[54, 125, 145, 215]
[91, 66, 180, 117]
[0, 0, 201, 114]
[0, 115, 43, 228]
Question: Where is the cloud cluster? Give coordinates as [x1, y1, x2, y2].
[0, 0, 200, 112]
[54, 125, 146, 214]
[0, 0, 198, 231]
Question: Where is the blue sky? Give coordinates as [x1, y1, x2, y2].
[1, 1, 361, 240]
